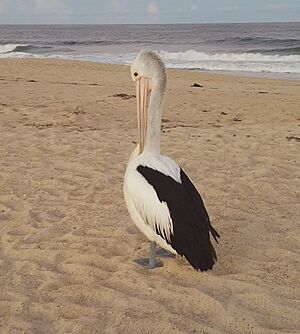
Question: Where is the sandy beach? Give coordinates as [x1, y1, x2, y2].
[0, 59, 299, 334]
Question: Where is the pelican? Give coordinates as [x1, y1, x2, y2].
[124, 50, 220, 271]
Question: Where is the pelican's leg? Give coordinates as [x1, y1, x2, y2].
[134, 241, 163, 269]
[148, 241, 157, 268]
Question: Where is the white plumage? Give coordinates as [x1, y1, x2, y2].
[124, 148, 180, 252]
[124, 50, 219, 270]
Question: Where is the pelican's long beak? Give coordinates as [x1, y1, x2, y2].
[136, 77, 151, 154]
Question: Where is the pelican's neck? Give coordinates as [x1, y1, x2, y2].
[144, 78, 165, 154]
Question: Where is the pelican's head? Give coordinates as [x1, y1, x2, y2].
[131, 49, 166, 83]
[131, 50, 166, 154]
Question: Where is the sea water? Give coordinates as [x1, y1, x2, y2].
[1, 23, 299, 78]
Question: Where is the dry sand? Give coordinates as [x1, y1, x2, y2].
[0, 59, 299, 334]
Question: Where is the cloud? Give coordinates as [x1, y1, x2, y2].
[33, 0, 71, 17]
[217, 6, 239, 13]
[147, 2, 158, 15]
[0, 0, 72, 23]
[267, 3, 291, 10]
[112, 0, 121, 10]
[1, 0, 299, 24]
[0, 0, 10, 14]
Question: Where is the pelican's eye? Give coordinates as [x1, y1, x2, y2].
[134, 72, 138, 77]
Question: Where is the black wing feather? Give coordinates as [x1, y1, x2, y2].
[137, 165, 220, 271]
[180, 170, 220, 243]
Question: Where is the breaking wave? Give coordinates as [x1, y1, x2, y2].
[1, 45, 300, 75]
[0, 44, 31, 54]
[160, 50, 300, 74]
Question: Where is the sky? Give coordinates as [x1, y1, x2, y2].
[0, 0, 299, 24]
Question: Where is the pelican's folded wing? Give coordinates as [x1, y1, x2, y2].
[137, 165, 220, 271]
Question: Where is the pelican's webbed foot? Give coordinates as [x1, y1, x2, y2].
[134, 241, 163, 269]
[156, 247, 176, 258]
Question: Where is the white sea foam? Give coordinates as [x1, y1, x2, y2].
[161, 50, 300, 63]
[1, 47, 300, 75]
[159, 50, 300, 74]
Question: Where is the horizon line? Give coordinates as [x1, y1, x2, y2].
[0, 20, 299, 26]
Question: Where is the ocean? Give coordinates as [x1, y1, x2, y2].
[1, 23, 300, 78]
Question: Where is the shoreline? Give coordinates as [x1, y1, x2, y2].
[1, 57, 300, 82]
[198, 68, 300, 81]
